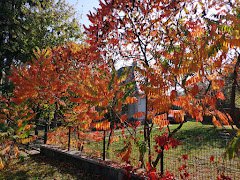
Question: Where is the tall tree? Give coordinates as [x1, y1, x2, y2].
[85, 0, 240, 166]
[0, 0, 81, 94]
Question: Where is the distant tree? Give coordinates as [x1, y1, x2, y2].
[0, 0, 82, 94]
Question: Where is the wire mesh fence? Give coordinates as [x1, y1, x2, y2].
[44, 124, 240, 179]
[163, 139, 240, 179]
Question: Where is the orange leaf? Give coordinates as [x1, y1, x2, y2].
[216, 92, 225, 100]
[169, 110, 185, 123]
[215, 110, 229, 125]
[17, 120, 23, 127]
[170, 90, 177, 101]
[153, 114, 169, 127]
[185, 75, 202, 86]
[212, 116, 221, 127]
[118, 145, 131, 163]
[133, 112, 145, 119]
[150, 30, 158, 37]
[125, 97, 137, 104]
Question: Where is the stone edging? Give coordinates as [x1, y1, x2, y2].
[40, 145, 143, 180]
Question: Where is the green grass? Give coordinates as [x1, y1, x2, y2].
[84, 122, 230, 163]
[2, 122, 239, 179]
[236, 91, 240, 108]
[83, 122, 239, 179]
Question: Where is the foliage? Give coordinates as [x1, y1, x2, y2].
[84, 0, 240, 169]
[1, 0, 240, 177]
[0, 96, 36, 169]
[47, 126, 103, 150]
[86, 0, 240, 123]
[6, 42, 137, 163]
[225, 130, 240, 159]
[0, 0, 81, 93]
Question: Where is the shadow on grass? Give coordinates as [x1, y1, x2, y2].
[0, 154, 104, 180]
[0, 170, 30, 180]
[173, 125, 230, 151]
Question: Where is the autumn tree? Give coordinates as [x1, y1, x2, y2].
[0, 43, 94, 168]
[8, 41, 138, 159]
[0, 0, 81, 94]
[1, 0, 239, 176]
[85, 0, 240, 170]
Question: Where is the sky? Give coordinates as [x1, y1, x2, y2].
[66, 0, 100, 27]
[65, 0, 131, 69]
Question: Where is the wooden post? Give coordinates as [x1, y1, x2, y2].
[103, 130, 106, 160]
[68, 126, 71, 151]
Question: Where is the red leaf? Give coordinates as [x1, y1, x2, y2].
[182, 154, 188, 160]
[120, 114, 128, 123]
[148, 171, 158, 180]
[210, 155, 214, 162]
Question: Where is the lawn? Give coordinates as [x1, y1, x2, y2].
[84, 122, 230, 162]
[2, 122, 238, 179]
[83, 121, 239, 179]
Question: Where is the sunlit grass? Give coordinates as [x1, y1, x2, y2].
[84, 122, 231, 164]
[83, 121, 239, 179]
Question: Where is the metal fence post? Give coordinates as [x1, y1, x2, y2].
[103, 130, 106, 160]
[160, 146, 164, 175]
[44, 121, 48, 144]
[68, 126, 71, 151]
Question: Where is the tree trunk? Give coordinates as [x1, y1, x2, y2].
[153, 122, 184, 168]
[52, 102, 59, 128]
[230, 55, 240, 129]
[107, 128, 113, 150]
[34, 105, 41, 136]
[144, 94, 152, 164]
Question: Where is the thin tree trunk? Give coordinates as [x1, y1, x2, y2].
[230, 55, 240, 129]
[107, 128, 113, 150]
[52, 102, 59, 128]
[44, 113, 50, 144]
[144, 94, 152, 164]
[44, 122, 48, 144]
[152, 122, 184, 168]
[34, 105, 41, 136]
